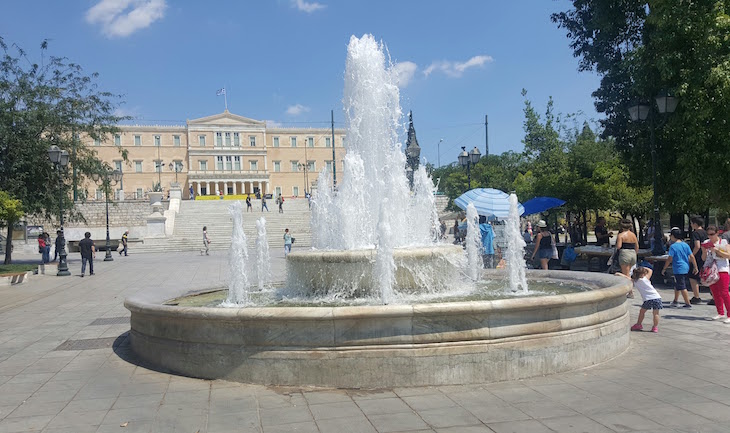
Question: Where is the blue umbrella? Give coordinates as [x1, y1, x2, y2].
[521, 197, 566, 216]
[454, 188, 524, 219]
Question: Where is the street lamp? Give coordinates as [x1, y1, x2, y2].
[92, 167, 123, 261]
[297, 162, 309, 196]
[628, 90, 678, 256]
[168, 161, 183, 185]
[405, 140, 421, 189]
[458, 146, 481, 190]
[47, 145, 71, 276]
[437, 138, 443, 168]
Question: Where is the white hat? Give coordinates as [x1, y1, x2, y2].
[537, 220, 548, 228]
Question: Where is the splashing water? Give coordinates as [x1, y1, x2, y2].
[308, 34, 440, 301]
[251, 217, 270, 291]
[223, 201, 250, 305]
[506, 193, 529, 293]
[465, 204, 483, 281]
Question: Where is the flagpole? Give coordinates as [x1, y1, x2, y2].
[224, 85, 228, 111]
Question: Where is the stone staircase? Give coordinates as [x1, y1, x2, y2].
[135, 198, 313, 254]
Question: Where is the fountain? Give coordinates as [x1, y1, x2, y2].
[506, 193, 529, 293]
[125, 34, 631, 388]
[251, 217, 270, 292]
[465, 204, 482, 281]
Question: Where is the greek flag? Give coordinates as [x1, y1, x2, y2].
[216, 88, 226, 96]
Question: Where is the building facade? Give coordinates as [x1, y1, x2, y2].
[86, 111, 345, 200]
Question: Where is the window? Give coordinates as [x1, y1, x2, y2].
[307, 160, 315, 172]
[154, 160, 163, 172]
[293, 186, 299, 197]
[307, 137, 314, 147]
[199, 135, 206, 146]
[233, 133, 240, 146]
[199, 160, 208, 171]
[291, 161, 299, 172]
[96, 189, 103, 200]
[94, 138, 101, 146]
[273, 161, 281, 172]
[325, 137, 331, 147]
[114, 161, 123, 171]
[225, 156, 232, 170]
[290, 137, 297, 147]
[341, 136, 346, 146]
[134, 135, 141, 146]
[114, 134, 121, 146]
[154, 135, 161, 146]
[250, 160, 258, 171]
[249, 136, 256, 147]
[225, 132, 231, 146]
[325, 161, 333, 172]
[216, 156, 224, 171]
[136, 188, 143, 199]
[216, 132, 222, 147]
[173, 135, 180, 147]
[134, 161, 143, 173]
[234, 156, 241, 170]
[273, 136, 280, 147]
[275, 186, 282, 197]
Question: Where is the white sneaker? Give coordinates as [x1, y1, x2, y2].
[724, 318, 730, 324]
[711, 314, 725, 320]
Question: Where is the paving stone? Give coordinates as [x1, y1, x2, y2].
[368, 412, 429, 432]
[589, 410, 664, 432]
[436, 426, 492, 433]
[466, 403, 531, 424]
[314, 413, 376, 433]
[308, 401, 364, 420]
[262, 421, 319, 433]
[0, 415, 53, 433]
[260, 406, 313, 427]
[302, 390, 353, 405]
[417, 406, 482, 429]
[356, 397, 413, 416]
[206, 410, 259, 432]
[487, 419, 554, 433]
[402, 393, 458, 411]
[540, 414, 615, 433]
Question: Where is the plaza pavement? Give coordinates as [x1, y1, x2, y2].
[1, 247, 730, 433]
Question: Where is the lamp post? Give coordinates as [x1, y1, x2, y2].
[47, 145, 71, 276]
[458, 146, 481, 190]
[168, 161, 183, 185]
[628, 91, 679, 256]
[297, 162, 309, 196]
[437, 138, 443, 168]
[92, 167, 123, 261]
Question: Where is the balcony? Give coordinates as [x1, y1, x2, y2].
[187, 169, 269, 180]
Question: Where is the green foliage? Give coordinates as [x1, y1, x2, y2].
[151, 181, 163, 192]
[0, 38, 128, 263]
[0, 190, 24, 226]
[552, 0, 730, 213]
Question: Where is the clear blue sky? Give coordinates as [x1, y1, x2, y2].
[1, 0, 600, 167]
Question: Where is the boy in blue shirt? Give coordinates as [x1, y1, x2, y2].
[661, 228, 699, 308]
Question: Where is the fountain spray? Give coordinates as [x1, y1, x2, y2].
[252, 217, 270, 291]
[223, 201, 250, 305]
[506, 193, 529, 293]
[465, 203, 483, 281]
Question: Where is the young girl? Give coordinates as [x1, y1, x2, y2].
[628, 266, 663, 333]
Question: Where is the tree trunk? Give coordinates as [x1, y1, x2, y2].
[4, 223, 12, 265]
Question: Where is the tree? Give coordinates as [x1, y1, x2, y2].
[0, 38, 127, 263]
[0, 191, 23, 262]
[552, 0, 730, 213]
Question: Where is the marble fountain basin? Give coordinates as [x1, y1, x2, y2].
[124, 270, 630, 388]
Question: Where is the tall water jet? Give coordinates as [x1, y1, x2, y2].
[506, 193, 528, 293]
[251, 217, 270, 291]
[465, 203, 483, 281]
[409, 165, 440, 245]
[223, 201, 250, 305]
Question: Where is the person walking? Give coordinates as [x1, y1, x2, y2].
[120, 230, 129, 256]
[453, 219, 461, 243]
[262, 196, 269, 212]
[202, 226, 211, 255]
[616, 219, 639, 278]
[53, 230, 63, 261]
[530, 220, 552, 270]
[189, 185, 195, 200]
[661, 228, 698, 308]
[689, 216, 708, 304]
[277, 194, 284, 213]
[702, 225, 730, 323]
[246, 195, 252, 212]
[79, 232, 95, 277]
[284, 228, 293, 257]
[624, 267, 663, 333]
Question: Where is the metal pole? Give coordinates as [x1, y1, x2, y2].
[57, 165, 70, 276]
[331, 110, 337, 187]
[650, 111, 663, 255]
[438, 141, 440, 168]
[485, 114, 489, 157]
[157, 145, 161, 187]
[104, 178, 113, 261]
[467, 163, 472, 190]
[72, 137, 77, 202]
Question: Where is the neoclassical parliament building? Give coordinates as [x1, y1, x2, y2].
[89, 110, 346, 200]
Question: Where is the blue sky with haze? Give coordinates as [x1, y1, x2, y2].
[1, 0, 600, 167]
